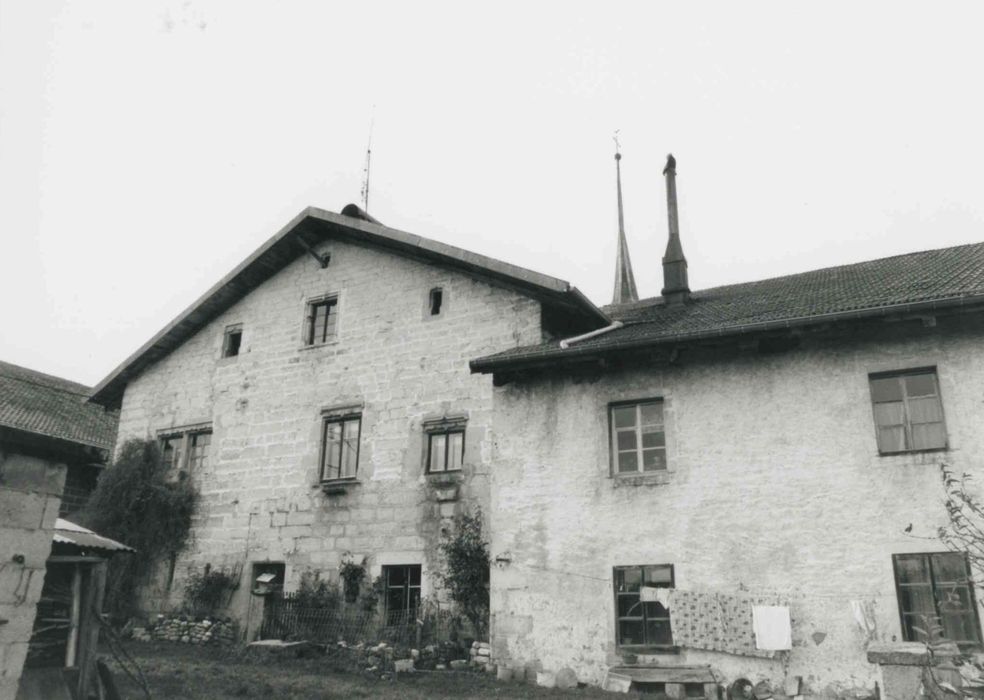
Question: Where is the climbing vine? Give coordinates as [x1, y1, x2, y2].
[82, 438, 198, 622]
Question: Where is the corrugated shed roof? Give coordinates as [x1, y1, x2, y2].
[53, 518, 134, 553]
[0, 361, 118, 450]
[472, 242, 984, 372]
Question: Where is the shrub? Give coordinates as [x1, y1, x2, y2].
[81, 438, 198, 621]
[439, 508, 490, 639]
[339, 553, 367, 603]
[294, 573, 342, 610]
[184, 568, 236, 617]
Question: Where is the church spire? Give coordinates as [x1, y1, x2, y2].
[612, 136, 639, 305]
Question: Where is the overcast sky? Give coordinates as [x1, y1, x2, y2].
[3, 1, 984, 387]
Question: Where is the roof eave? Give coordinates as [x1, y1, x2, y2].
[470, 292, 984, 375]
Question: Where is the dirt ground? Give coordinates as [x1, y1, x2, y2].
[106, 641, 641, 699]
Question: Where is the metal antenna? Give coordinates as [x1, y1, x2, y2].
[360, 107, 375, 213]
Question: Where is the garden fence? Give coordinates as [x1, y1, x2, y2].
[260, 593, 463, 647]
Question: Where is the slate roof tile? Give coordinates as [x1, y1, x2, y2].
[472, 242, 984, 371]
[0, 361, 119, 450]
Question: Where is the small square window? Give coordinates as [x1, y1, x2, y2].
[321, 414, 361, 481]
[869, 369, 947, 454]
[428, 430, 464, 473]
[305, 296, 338, 346]
[610, 400, 666, 475]
[429, 288, 443, 316]
[222, 324, 243, 358]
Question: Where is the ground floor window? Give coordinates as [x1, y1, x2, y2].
[893, 552, 981, 645]
[383, 564, 421, 624]
[614, 564, 674, 647]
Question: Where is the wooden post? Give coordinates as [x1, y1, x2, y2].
[65, 565, 82, 667]
[77, 561, 107, 698]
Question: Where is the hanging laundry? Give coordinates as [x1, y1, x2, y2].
[752, 605, 792, 651]
[850, 600, 877, 640]
[663, 590, 786, 658]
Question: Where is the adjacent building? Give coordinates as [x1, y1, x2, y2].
[87, 205, 604, 631]
[470, 157, 984, 695]
[0, 361, 118, 698]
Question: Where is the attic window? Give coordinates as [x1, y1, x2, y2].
[429, 288, 443, 316]
[222, 324, 243, 358]
[305, 295, 338, 345]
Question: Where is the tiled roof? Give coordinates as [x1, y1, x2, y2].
[471, 242, 984, 372]
[0, 361, 118, 450]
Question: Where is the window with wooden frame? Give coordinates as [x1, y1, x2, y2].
[610, 400, 666, 474]
[893, 552, 981, 645]
[321, 413, 361, 481]
[427, 430, 464, 473]
[222, 324, 243, 358]
[614, 564, 674, 648]
[159, 425, 212, 477]
[382, 564, 422, 625]
[422, 416, 467, 474]
[869, 369, 947, 454]
[304, 295, 338, 346]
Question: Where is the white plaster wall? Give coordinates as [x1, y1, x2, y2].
[489, 315, 984, 696]
[114, 237, 542, 622]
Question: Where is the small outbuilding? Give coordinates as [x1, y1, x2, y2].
[17, 519, 133, 700]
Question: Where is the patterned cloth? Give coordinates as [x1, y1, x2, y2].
[662, 590, 787, 658]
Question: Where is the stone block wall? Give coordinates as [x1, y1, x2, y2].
[114, 237, 543, 623]
[488, 315, 984, 696]
[0, 449, 65, 699]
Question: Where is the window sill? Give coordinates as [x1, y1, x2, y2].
[320, 478, 360, 495]
[618, 645, 681, 656]
[426, 470, 463, 484]
[300, 339, 339, 352]
[612, 471, 671, 488]
[878, 447, 948, 457]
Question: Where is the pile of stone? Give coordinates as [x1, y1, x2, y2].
[469, 641, 494, 672]
[131, 615, 238, 645]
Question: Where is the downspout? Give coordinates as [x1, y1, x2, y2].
[559, 321, 624, 349]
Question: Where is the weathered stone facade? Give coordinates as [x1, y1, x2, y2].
[0, 450, 65, 699]
[487, 314, 984, 695]
[113, 234, 550, 626]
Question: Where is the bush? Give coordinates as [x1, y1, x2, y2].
[294, 573, 342, 610]
[82, 438, 198, 621]
[184, 569, 236, 617]
[439, 508, 490, 639]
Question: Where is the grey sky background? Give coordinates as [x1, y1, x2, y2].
[2, 1, 984, 386]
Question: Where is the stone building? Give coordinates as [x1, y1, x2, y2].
[471, 157, 984, 695]
[0, 361, 118, 697]
[88, 205, 604, 631]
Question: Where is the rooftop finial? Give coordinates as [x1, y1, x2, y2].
[360, 106, 375, 214]
[611, 131, 639, 305]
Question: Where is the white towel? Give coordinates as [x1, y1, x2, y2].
[752, 605, 792, 650]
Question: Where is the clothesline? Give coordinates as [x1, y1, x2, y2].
[504, 561, 894, 599]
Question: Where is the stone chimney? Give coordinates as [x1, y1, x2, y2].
[661, 153, 690, 304]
